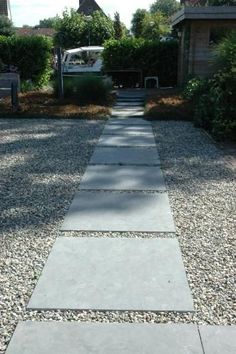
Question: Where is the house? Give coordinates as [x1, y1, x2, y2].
[0, 0, 11, 19]
[172, 6, 236, 85]
[77, 0, 105, 16]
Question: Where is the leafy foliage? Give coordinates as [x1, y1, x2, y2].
[0, 35, 53, 87]
[141, 12, 170, 40]
[113, 12, 123, 39]
[183, 32, 236, 141]
[103, 38, 178, 86]
[54, 75, 111, 105]
[182, 77, 209, 101]
[54, 9, 114, 49]
[131, 9, 148, 37]
[214, 31, 236, 71]
[131, 8, 170, 39]
[150, 0, 181, 17]
[0, 15, 14, 36]
[37, 16, 59, 28]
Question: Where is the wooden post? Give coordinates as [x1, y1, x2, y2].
[56, 47, 64, 99]
[11, 82, 19, 111]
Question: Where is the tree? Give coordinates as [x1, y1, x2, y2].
[131, 9, 148, 37]
[37, 16, 59, 28]
[113, 12, 123, 39]
[54, 9, 114, 49]
[0, 15, 14, 36]
[150, 0, 181, 17]
[90, 11, 115, 45]
[141, 12, 170, 40]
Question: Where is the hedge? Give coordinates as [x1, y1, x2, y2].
[0, 35, 53, 87]
[102, 38, 178, 87]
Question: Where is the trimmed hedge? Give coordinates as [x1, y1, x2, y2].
[102, 38, 178, 87]
[0, 35, 53, 87]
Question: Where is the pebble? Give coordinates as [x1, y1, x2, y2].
[0, 119, 235, 353]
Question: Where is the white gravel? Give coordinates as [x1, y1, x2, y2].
[0, 119, 235, 353]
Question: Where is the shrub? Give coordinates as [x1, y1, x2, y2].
[103, 38, 178, 87]
[214, 31, 236, 71]
[182, 77, 209, 101]
[183, 32, 236, 141]
[54, 75, 112, 105]
[0, 35, 53, 87]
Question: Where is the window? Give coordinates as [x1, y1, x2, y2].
[209, 27, 229, 46]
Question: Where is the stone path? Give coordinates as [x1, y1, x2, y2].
[28, 238, 192, 311]
[79, 165, 167, 191]
[6, 90, 235, 353]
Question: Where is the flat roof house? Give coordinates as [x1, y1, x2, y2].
[172, 6, 236, 85]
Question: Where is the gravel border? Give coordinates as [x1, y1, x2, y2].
[0, 119, 235, 353]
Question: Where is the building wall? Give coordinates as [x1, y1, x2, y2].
[0, 0, 11, 18]
[189, 20, 236, 77]
[178, 20, 236, 85]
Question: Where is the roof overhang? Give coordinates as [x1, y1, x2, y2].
[172, 6, 236, 27]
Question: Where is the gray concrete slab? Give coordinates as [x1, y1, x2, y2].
[61, 191, 175, 232]
[115, 102, 144, 107]
[97, 134, 156, 147]
[103, 124, 153, 135]
[28, 238, 193, 311]
[6, 322, 203, 354]
[199, 326, 236, 354]
[90, 147, 160, 166]
[112, 107, 144, 111]
[117, 91, 145, 97]
[79, 165, 166, 191]
[117, 98, 145, 102]
[112, 109, 144, 117]
[109, 118, 150, 125]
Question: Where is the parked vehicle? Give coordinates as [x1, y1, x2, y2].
[62, 46, 104, 73]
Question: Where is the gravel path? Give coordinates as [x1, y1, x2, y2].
[0, 119, 235, 353]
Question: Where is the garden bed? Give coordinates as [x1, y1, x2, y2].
[0, 91, 111, 119]
[145, 88, 193, 121]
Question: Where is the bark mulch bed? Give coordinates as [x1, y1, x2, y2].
[145, 88, 193, 121]
[0, 91, 111, 119]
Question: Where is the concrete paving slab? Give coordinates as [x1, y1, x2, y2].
[109, 118, 150, 125]
[117, 92, 145, 97]
[97, 134, 156, 147]
[115, 102, 144, 107]
[79, 165, 166, 191]
[61, 191, 175, 232]
[199, 326, 236, 354]
[112, 107, 144, 111]
[116, 97, 145, 102]
[103, 124, 153, 135]
[90, 147, 160, 165]
[28, 238, 193, 311]
[112, 110, 144, 117]
[6, 322, 203, 354]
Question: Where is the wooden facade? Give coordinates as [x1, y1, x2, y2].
[172, 7, 236, 85]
